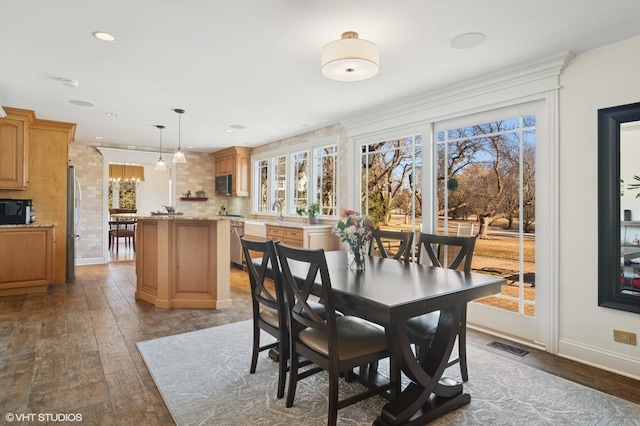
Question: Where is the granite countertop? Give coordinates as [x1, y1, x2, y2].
[0, 223, 56, 228]
[112, 213, 335, 228]
[241, 218, 335, 230]
[130, 214, 230, 221]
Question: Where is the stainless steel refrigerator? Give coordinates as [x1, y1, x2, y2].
[66, 165, 82, 282]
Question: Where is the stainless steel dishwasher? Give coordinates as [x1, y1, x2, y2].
[230, 220, 244, 267]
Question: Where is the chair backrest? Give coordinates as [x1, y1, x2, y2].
[240, 237, 286, 323]
[276, 243, 337, 338]
[416, 233, 476, 273]
[368, 229, 413, 262]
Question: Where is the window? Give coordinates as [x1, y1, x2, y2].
[253, 142, 338, 217]
[316, 145, 338, 216]
[291, 151, 309, 211]
[360, 135, 422, 228]
[109, 180, 138, 209]
[256, 160, 269, 213]
[273, 155, 287, 212]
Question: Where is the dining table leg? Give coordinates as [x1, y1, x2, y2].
[374, 305, 467, 426]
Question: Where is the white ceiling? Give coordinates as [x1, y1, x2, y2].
[2, 1, 639, 153]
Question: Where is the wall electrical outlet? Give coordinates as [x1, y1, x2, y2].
[613, 329, 637, 345]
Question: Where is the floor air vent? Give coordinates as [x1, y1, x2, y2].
[488, 341, 529, 357]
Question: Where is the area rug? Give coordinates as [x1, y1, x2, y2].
[137, 321, 640, 425]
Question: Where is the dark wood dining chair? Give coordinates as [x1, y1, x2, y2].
[241, 237, 334, 399]
[275, 243, 393, 426]
[368, 228, 414, 262]
[108, 208, 137, 253]
[406, 233, 476, 381]
[240, 237, 290, 399]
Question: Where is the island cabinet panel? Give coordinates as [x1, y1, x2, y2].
[0, 226, 54, 295]
[135, 218, 231, 309]
[137, 220, 159, 298]
[173, 221, 215, 295]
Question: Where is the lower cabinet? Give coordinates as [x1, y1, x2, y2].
[266, 224, 338, 250]
[0, 226, 54, 295]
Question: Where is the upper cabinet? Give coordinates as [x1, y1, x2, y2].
[213, 146, 252, 197]
[0, 108, 34, 190]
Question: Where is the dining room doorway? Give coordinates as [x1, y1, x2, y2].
[98, 147, 176, 264]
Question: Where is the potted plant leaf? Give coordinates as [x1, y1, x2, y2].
[296, 203, 320, 224]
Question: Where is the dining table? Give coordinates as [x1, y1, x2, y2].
[271, 250, 506, 425]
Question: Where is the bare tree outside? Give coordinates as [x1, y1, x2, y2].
[437, 114, 537, 317]
[362, 136, 422, 226]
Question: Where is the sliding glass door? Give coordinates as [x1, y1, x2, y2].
[435, 105, 540, 342]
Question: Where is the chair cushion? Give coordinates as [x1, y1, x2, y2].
[405, 311, 440, 340]
[260, 301, 341, 330]
[259, 307, 280, 328]
[298, 316, 387, 361]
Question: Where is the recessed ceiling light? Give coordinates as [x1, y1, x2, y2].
[92, 31, 116, 42]
[95, 136, 103, 140]
[69, 100, 95, 107]
[224, 129, 233, 133]
[62, 78, 79, 88]
[105, 112, 118, 117]
[229, 124, 246, 130]
[450, 32, 486, 49]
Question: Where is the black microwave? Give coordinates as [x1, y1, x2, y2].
[0, 199, 34, 225]
[215, 175, 232, 195]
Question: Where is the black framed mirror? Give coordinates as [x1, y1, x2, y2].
[598, 101, 640, 313]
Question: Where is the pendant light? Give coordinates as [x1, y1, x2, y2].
[172, 108, 187, 164]
[155, 125, 167, 171]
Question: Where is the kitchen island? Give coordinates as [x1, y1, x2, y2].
[132, 215, 231, 309]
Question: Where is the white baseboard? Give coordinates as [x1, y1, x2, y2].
[75, 257, 105, 266]
[470, 324, 640, 381]
[558, 338, 640, 381]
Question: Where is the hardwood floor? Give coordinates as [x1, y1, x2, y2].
[0, 261, 638, 425]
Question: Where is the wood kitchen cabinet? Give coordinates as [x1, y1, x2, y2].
[0, 225, 54, 295]
[0, 107, 75, 284]
[213, 146, 251, 197]
[0, 108, 34, 189]
[266, 224, 338, 250]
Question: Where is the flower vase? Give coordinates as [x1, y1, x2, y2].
[346, 243, 367, 270]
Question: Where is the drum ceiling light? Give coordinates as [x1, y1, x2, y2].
[321, 31, 379, 82]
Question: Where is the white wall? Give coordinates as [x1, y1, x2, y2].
[558, 35, 640, 379]
[137, 165, 171, 214]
